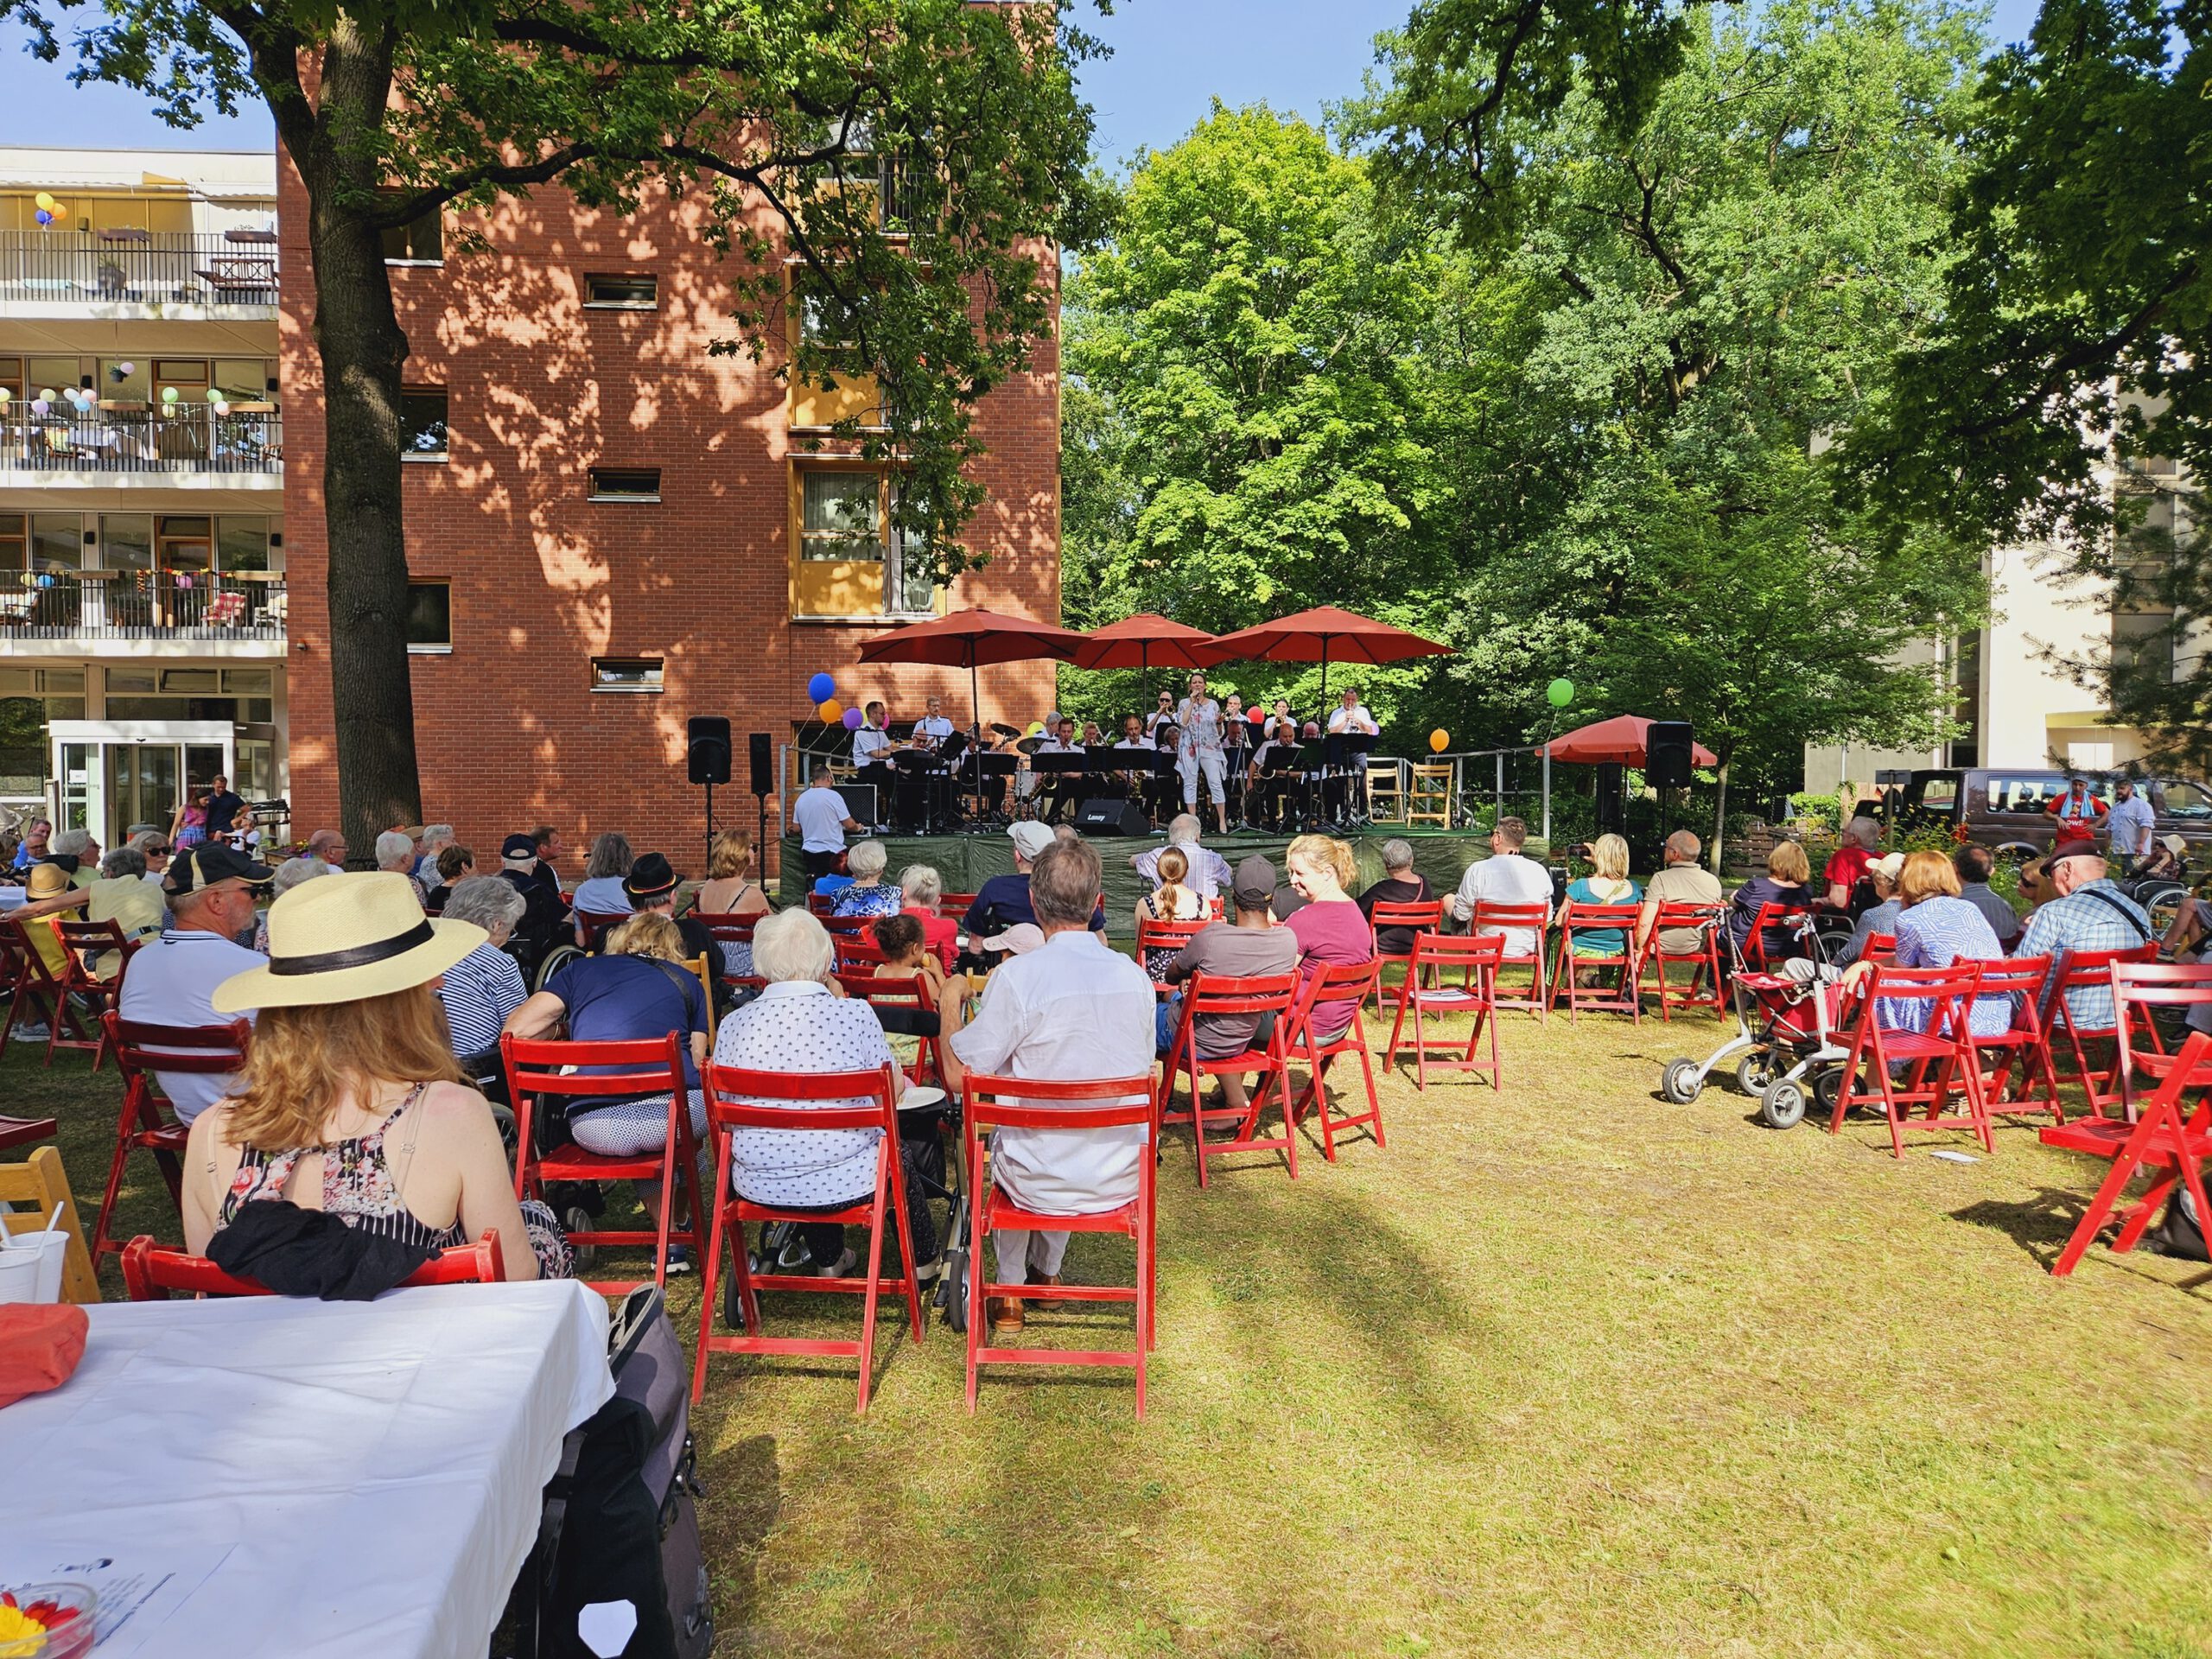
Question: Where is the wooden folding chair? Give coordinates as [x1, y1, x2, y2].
[2042, 1027, 2212, 1277]
[1383, 932, 1504, 1090]
[1285, 957, 1386, 1160]
[694, 1062, 922, 1414]
[1638, 902, 1726, 1019]
[1546, 901, 1644, 1022]
[961, 1071, 1159, 1419]
[0, 923, 42, 1059]
[54, 918, 141, 1067]
[123, 1230, 505, 1299]
[500, 1032, 703, 1294]
[1470, 900, 1549, 1020]
[0, 1145, 100, 1303]
[2110, 963, 2212, 1121]
[1160, 971, 1300, 1186]
[9, 915, 100, 1066]
[838, 970, 946, 1085]
[1824, 963, 1992, 1158]
[1366, 898, 1444, 1016]
[94, 1014, 251, 1259]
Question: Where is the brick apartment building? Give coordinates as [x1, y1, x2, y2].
[276, 166, 1061, 870]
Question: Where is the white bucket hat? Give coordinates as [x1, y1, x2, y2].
[213, 871, 485, 1013]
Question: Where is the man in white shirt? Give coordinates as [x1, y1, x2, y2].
[1325, 687, 1378, 737]
[2107, 777, 2157, 872]
[1176, 671, 1228, 836]
[1034, 715, 1086, 824]
[1450, 815, 1554, 958]
[1143, 690, 1177, 739]
[941, 837, 1154, 1332]
[1325, 688, 1380, 818]
[117, 843, 270, 1126]
[1130, 812, 1232, 899]
[913, 696, 956, 748]
[791, 765, 863, 880]
[851, 701, 895, 768]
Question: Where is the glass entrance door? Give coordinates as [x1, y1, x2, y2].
[104, 743, 182, 840]
[48, 723, 235, 847]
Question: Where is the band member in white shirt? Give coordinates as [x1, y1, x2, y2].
[913, 696, 956, 749]
[1035, 715, 1086, 823]
[1176, 671, 1229, 836]
[1110, 715, 1159, 823]
[851, 701, 895, 766]
[1325, 687, 1380, 819]
[1246, 719, 1302, 832]
[1326, 687, 1379, 737]
[1143, 690, 1177, 738]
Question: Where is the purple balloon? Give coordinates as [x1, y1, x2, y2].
[841, 708, 864, 731]
[29, 398, 48, 417]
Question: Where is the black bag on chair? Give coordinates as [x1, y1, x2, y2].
[532, 1288, 714, 1659]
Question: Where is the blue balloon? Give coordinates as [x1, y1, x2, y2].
[806, 671, 836, 703]
[35, 573, 54, 589]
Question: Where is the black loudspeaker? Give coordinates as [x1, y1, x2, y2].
[1646, 721, 1694, 789]
[747, 732, 772, 796]
[836, 783, 877, 825]
[687, 716, 732, 785]
[1595, 761, 1626, 835]
[1075, 798, 1150, 836]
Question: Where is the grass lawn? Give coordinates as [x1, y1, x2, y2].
[16, 996, 2212, 1658]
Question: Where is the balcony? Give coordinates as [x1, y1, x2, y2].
[0, 570, 285, 657]
[0, 408, 280, 502]
[0, 231, 278, 309]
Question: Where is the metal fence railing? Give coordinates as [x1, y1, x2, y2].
[0, 571, 286, 641]
[0, 409, 281, 475]
[0, 230, 278, 305]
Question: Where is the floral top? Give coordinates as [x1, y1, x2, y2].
[831, 881, 903, 919]
[217, 1084, 466, 1253]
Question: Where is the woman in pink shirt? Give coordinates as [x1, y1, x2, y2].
[1283, 835, 1375, 1040]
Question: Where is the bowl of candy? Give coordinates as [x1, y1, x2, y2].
[0, 1585, 94, 1659]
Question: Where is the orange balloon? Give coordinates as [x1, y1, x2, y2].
[817, 699, 842, 723]
[47, 204, 67, 223]
[1429, 728, 1450, 753]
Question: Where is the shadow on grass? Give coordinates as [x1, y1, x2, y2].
[1950, 1186, 2091, 1263]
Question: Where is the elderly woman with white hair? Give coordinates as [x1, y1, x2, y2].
[898, 862, 959, 971]
[710, 907, 937, 1278]
[374, 830, 422, 901]
[435, 875, 531, 1058]
[251, 853, 334, 954]
[830, 838, 901, 918]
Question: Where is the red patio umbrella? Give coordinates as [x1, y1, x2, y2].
[1201, 605, 1452, 702]
[1071, 613, 1220, 672]
[855, 607, 1084, 798]
[1541, 715, 1719, 768]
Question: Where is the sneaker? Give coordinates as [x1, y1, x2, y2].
[662, 1244, 693, 1276]
[816, 1247, 858, 1279]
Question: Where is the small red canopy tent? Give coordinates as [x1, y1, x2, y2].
[1542, 715, 1718, 768]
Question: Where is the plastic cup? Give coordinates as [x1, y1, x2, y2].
[0, 1247, 41, 1305]
[0, 1230, 65, 1303]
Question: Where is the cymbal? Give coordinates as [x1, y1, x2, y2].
[989, 722, 1020, 737]
[1016, 737, 1044, 756]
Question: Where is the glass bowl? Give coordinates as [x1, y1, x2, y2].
[0, 1584, 95, 1659]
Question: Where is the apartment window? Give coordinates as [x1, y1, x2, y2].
[217, 518, 273, 574]
[887, 488, 937, 616]
[591, 657, 664, 693]
[400, 390, 448, 458]
[381, 206, 443, 264]
[406, 581, 452, 651]
[99, 515, 152, 572]
[800, 471, 883, 561]
[588, 467, 662, 502]
[584, 274, 658, 309]
[2113, 609, 2176, 681]
[0, 513, 76, 575]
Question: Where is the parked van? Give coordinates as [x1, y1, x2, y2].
[1891, 768, 2212, 861]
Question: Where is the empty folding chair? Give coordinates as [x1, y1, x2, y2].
[1963, 955, 2064, 1125]
[94, 1014, 251, 1259]
[2042, 1025, 2212, 1277]
[1285, 957, 1385, 1160]
[1366, 898, 1444, 1016]
[2048, 944, 2164, 1118]
[1383, 933, 1504, 1091]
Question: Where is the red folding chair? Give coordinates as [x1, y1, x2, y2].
[573, 908, 630, 950]
[1470, 901, 1548, 1020]
[1383, 932, 1504, 1090]
[835, 931, 886, 973]
[0, 924, 41, 1059]
[1639, 902, 1727, 1018]
[1738, 901, 1813, 974]
[54, 918, 140, 1068]
[1285, 957, 1385, 1160]
[2110, 962, 2212, 1119]
[2047, 944, 2164, 1118]
[1962, 955, 2064, 1125]
[837, 970, 945, 1084]
[1824, 963, 1992, 1158]
[940, 891, 978, 915]
[690, 912, 758, 974]
[0, 1114, 54, 1152]
[2043, 1027, 2212, 1277]
[1861, 932, 1898, 964]
[9, 916, 101, 1066]
[94, 1014, 251, 1259]
[1546, 902, 1643, 1022]
[499, 1032, 702, 1294]
[693, 1062, 922, 1414]
[122, 1229, 505, 1299]
[1366, 899, 1444, 1015]
[804, 891, 835, 917]
[1160, 971, 1300, 1186]
[1136, 916, 1208, 988]
[961, 1071, 1159, 1419]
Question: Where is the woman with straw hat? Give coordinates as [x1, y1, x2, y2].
[180, 871, 570, 1280]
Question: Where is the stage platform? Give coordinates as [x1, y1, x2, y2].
[778, 825, 1496, 941]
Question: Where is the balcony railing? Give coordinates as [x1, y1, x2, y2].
[0, 408, 281, 476]
[0, 570, 285, 641]
[0, 230, 278, 305]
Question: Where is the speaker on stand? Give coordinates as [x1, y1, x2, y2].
[688, 716, 732, 860]
[1644, 720, 1694, 849]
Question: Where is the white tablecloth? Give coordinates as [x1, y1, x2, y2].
[0, 1281, 612, 1659]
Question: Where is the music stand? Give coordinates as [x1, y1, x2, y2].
[1292, 741, 1333, 831]
[1327, 730, 1379, 825]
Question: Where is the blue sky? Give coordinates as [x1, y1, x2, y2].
[0, 0, 2049, 162]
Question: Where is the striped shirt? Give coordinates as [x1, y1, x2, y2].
[438, 942, 528, 1058]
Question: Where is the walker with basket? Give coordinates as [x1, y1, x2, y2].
[1656, 906, 1856, 1129]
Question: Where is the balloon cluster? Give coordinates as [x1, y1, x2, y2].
[32, 192, 68, 227]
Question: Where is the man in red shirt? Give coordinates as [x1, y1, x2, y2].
[1823, 816, 1882, 912]
[2045, 778, 2108, 851]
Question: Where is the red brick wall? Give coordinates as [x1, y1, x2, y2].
[278, 168, 1060, 879]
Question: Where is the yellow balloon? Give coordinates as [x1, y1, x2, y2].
[817, 699, 842, 723]
[1429, 728, 1450, 753]
[1027, 721, 1045, 737]
[33, 192, 54, 211]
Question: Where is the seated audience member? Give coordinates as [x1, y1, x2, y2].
[939, 838, 1154, 1331]
[831, 839, 904, 918]
[253, 855, 332, 953]
[1282, 835, 1376, 1040]
[1356, 839, 1434, 957]
[1160, 855, 1300, 1121]
[16, 859, 92, 979]
[302, 828, 348, 871]
[1727, 839, 1816, 962]
[1450, 815, 1553, 959]
[1130, 814, 1231, 901]
[1840, 849, 2010, 1036]
[128, 830, 173, 892]
[413, 824, 454, 891]
[181, 871, 569, 1281]
[493, 833, 566, 970]
[435, 876, 531, 1061]
[571, 831, 636, 930]
[619, 853, 728, 1010]
[11, 816, 49, 868]
[87, 844, 164, 966]
[872, 911, 951, 1008]
[2014, 856, 2050, 917]
[1134, 847, 1205, 982]
[695, 830, 773, 921]
[118, 845, 271, 1125]
[375, 830, 420, 887]
[714, 907, 940, 1277]
[2015, 847, 2154, 1033]
[51, 827, 100, 889]
[963, 821, 1107, 944]
[422, 842, 473, 915]
[1561, 832, 1641, 969]
[505, 909, 709, 1237]
[898, 864, 959, 973]
[1834, 853, 1904, 965]
[1823, 816, 1881, 912]
[1952, 843, 2021, 949]
[528, 825, 565, 898]
[2136, 833, 2190, 883]
[1632, 830, 1724, 961]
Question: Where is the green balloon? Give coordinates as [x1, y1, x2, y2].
[160, 385, 179, 404]
[1546, 677, 1574, 708]
[204, 387, 222, 403]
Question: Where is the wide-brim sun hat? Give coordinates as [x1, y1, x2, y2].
[213, 871, 486, 1013]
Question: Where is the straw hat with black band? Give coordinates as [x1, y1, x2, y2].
[213, 871, 484, 1013]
